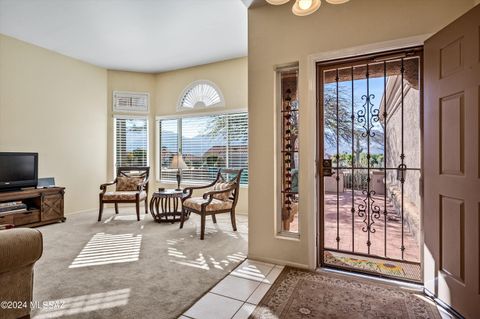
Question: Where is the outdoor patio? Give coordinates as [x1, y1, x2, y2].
[323, 189, 420, 263]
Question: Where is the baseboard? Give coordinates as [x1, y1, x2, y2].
[67, 206, 248, 216]
[65, 208, 97, 215]
[423, 289, 464, 319]
[66, 202, 148, 216]
[247, 254, 310, 270]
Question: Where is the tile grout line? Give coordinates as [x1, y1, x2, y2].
[181, 257, 249, 318]
[183, 260, 281, 319]
[228, 263, 278, 319]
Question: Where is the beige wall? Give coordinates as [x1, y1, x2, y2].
[248, 0, 476, 268]
[155, 57, 247, 116]
[107, 58, 249, 214]
[0, 34, 107, 213]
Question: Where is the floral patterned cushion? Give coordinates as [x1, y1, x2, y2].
[103, 191, 147, 201]
[116, 176, 144, 191]
[212, 181, 235, 201]
[183, 197, 233, 212]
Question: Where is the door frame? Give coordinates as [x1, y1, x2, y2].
[315, 48, 424, 283]
[306, 34, 430, 271]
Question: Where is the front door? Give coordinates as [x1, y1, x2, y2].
[317, 48, 423, 282]
[423, 5, 480, 318]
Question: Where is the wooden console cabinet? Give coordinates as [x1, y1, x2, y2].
[0, 187, 65, 227]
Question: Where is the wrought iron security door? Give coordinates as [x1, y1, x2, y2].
[317, 48, 423, 282]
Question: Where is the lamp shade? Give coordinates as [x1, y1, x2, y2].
[265, 0, 290, 4]
[325, 0, 349, 4]
[292, 0, 321, 16]
[170, 154, 188, 169]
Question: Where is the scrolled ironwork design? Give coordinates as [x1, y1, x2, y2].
[357, 94, 377, 138]
[357, 190, 382, 236]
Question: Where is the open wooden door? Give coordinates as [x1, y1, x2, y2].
[424, 4, 480, 318]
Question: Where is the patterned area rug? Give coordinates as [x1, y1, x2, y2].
[250, 267, 440, 319]
[324, 251, 421, 282]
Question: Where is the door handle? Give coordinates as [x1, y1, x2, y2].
[322, 159, 333, 177]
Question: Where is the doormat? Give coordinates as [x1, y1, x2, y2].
[250, 267, 440, 319]
[324, 251, 421, 282]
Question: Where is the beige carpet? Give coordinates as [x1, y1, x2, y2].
[30, 207, 247, 319]
[251, 267, 440, 319]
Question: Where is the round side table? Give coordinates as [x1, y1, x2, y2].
[149, 189, 188, 223]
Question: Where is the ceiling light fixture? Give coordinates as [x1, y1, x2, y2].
[265, 0, 350, 17]
[265, 0, 290, 5]
[325, 0, 350, 4]
[292, 0, 321, 16]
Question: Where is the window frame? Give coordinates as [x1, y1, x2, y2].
[156, 108, 248, 187]
[275, 64, 301, 239]
[113, 115, 150, 175]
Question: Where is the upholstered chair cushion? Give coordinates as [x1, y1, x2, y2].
[116, 176, 144, 191]
[212, 181, 235, 201]
[183, 197, 233, 212]
[103, 191, 147, 201]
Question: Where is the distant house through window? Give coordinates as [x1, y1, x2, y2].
[157, 112, 248, 185]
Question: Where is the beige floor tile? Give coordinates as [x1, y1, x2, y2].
[184, 293, 243, 319]
[232, 303, 256, 319]
[246, 283, 271, 305]
[230, 259, 275, 282]
[262, 265, 284, 284]
[211, 275, 261, 301]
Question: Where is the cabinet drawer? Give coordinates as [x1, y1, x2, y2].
[42, 194, 64, 221]
[13, 211, 40, 226]
[0, 214, 14, 225]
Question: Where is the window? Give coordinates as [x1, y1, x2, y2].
[158, 112, 248, 185]
[113, 91, 149, 113]
[114, 117, 149, 169]
[177, 80, 225, 111]
[278, 66, 299, 234]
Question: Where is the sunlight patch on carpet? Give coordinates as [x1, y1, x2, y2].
[69, 233, 142, 268]
[168, 250, 246, 271]
[33, 288, 130, 319]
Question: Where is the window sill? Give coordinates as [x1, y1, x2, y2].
[156, 179, 248, 189]
[275, 231, 300, 241]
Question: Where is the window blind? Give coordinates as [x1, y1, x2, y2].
[114, 117, 148, 169]
[159, 119, 179, 181]
[158, 112, 248, 185]
[113, 91, 149, 113]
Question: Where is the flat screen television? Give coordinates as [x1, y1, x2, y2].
[0, 152, 38, 191]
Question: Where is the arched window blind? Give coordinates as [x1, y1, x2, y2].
[177, 80, 225, 111]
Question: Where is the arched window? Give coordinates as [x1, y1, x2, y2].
[177, 80, 225, 111]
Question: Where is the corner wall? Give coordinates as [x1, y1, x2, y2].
[0, 34, 108, 213]
[247, 0, 476, 268]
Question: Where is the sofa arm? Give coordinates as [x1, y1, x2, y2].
[0, 229, 43, 274]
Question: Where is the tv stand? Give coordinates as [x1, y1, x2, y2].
[0, 187, 65, 227]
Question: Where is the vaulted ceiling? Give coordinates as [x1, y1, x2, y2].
[0, 0, 248, 73]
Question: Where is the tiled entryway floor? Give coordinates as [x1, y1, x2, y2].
[180, 259, 283, 319]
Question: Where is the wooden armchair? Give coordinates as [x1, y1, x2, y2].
[98, 167, 150, 222]
[180, 168, 243, 240]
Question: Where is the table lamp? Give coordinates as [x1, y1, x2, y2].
[170, 154, 188, 190]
